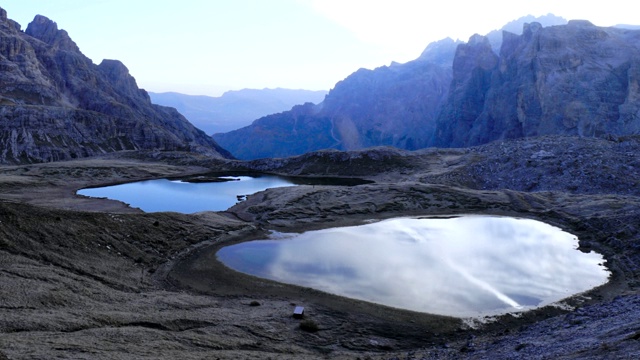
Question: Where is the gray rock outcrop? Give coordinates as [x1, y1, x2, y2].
[0, 8, 232, 164]
[432, 35, 499, 147]
[433, 21, 640, 147]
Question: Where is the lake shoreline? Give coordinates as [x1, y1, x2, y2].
[215, 216, 609, 318]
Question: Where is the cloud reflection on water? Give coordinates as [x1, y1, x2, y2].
[217, 216, 610, 317]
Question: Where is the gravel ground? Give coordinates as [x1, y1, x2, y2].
[0, 135, 639, 359]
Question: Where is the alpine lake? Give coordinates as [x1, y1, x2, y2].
[79, 174, 610, 318]
[78, 173, 368, 213]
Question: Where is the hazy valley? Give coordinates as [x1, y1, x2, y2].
[149, 88, 327, 135]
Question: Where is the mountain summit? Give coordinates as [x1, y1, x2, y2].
[0, 8, 232, 164]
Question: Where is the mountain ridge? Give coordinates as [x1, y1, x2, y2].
[214, 15, 640, 160]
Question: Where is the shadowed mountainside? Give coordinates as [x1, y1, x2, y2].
[0, 8, 232, 164]
[433, 20, 640, 147]
[213, 38, 459, 159]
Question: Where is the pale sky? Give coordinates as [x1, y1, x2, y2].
[2, 1, 638, 96]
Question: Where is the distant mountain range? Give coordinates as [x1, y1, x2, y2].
[0, 8, 231, 164]
[213, 15, 640, 160]
[149, 89, 327, 135]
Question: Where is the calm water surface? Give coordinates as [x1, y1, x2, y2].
[217, 216, 610, 317]
[78, 175, 294, 213]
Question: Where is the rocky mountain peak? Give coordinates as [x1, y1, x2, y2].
[453, 34, 497, 72]
[0, 7, 20, 31]
[98, 59, 129, 74]
[467, 33, 488, 46]
[0, 9, 232, 163]
[25, 14, 80, 53]
[98, 59, 149, 102]
[522, 21, 543, 38]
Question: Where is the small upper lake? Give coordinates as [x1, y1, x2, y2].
[217, 216, 610, 318]
[78, 174, 371, 213]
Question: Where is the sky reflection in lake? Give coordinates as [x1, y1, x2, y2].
[217, 216, 610, 317]
[78, 176, 294, 213]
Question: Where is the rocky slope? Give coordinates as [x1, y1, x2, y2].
[149, 88, 327, 135]
[0, 8, 232, 164]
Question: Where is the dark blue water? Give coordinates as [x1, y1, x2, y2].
[217, 216, 610, 318]
[78, 175, 294, 213]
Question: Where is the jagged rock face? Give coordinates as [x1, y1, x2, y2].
[213, 38, 458, 160]
[0, 9, 232, 164]
[434, 21, 640, 147]
[432, 35, 499, 147]
[26, 14, 80, 53]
